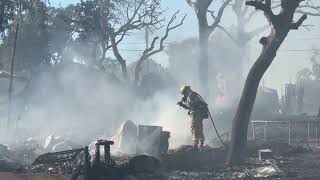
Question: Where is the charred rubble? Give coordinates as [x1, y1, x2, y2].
[2, 119, 320, 180]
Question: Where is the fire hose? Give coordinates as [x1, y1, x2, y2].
[208, 110, 227, 147]
[195, 93, 227, 147]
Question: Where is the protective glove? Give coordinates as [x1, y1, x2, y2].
[177, 101, 184, 106]
[177, 101, 189, 110]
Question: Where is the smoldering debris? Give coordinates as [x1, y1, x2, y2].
[0, 144, 21, 172]
[4, 137, 320, 180]
[32, 139, 167, 180]
[1, 121, 320, 180]
[0, 139, 44, 172]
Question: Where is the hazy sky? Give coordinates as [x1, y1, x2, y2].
[50, 0, 320, 93]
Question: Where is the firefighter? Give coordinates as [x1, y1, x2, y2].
[177, 85, 208, 151]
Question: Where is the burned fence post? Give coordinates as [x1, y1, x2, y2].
[288, 122, 291, 145]
[93, 140, 114, 167]
[93, 143, 101, 168]
[252, 121, 255, 141]
[316, 123, 318, 146]
[226, 132, 229, 143]
[307, 122, 310, 140]
[264, 122, 267, 142]
[104, 140, 114, 166]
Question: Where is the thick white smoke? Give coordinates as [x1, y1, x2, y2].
[0, 62, 197, 150]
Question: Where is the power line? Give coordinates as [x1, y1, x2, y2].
[118, 49, 144, 52]
[279, 49, 320, 52]
[292, 38, 320, 40]
[123, 42, 170, 45]
[118, 48, 320, 53]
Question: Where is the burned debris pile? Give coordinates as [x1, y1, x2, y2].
[30, 148, 86, 174]
[0, 139, 43, 172]
[2, 133, 320, 179]
[1, 121, 320, 180]
[0, 144, 21, 172]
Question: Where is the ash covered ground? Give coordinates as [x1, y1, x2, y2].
[1, 136, 320, 180]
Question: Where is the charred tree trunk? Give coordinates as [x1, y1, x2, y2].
[227, 0, 308, 165]
[198, 26, 210, 97]
[187, 0, 231, 98]
[196, 2, 213, 98]
[227, 32, 285, 164]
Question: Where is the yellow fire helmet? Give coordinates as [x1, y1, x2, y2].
[180, 85, 190, 94]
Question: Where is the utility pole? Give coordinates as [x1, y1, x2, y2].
[8, 0, 21, 129]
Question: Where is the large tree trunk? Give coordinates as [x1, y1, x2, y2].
[227, 30, 287, 164]
[198, 27, 210, 97]
[187, 0, 230, 98]
[227, 0, 309, 164]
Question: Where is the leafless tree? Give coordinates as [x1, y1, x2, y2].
[104, 0, 185, 82]
[227, 0, 310, 165]
[186, 0, 232, 97]
[105, 0, 166, 80]
[61, 0, 164, 78]
[134, 11, 186, 84]
[226, 0, 319, 46]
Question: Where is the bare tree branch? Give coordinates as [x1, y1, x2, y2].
[246, 0, 276, 25]
[116, 0, 165, 34]
[291, 14, 308, 29]
[134, 11, 186, 83]
[296, 9, 320, 16]
[209, 0, 232, 32]
[103, 0, 166, 79]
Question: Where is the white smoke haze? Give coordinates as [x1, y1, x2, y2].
[0, 30, 280, 153]
[0, 61, 196, 150]
[0, 29, 247, 151]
